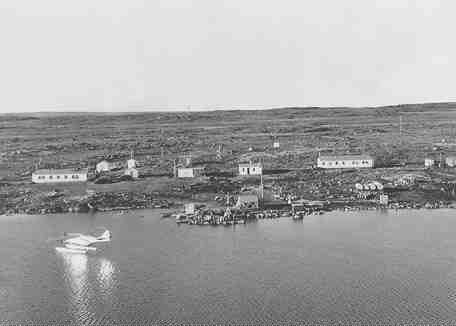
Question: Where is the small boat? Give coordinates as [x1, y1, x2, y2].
[56, 246, 88, 254]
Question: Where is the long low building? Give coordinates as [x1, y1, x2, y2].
[177, 166, 205, 178]
[239, 162, 263, 176]
[317, 155, 374, 169]
[32, 168, 89, 183]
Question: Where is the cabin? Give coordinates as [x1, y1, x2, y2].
[446, 156, 456, 167]
[424, 158, 435, 168]
[124, 167, 139, 179]
[184, 203, 195, 214]
[127, 158, 136, 169]
[177, 166, 205, 178]
[238, 162, 263, 176]
[317, 155, 374, 169]
[236, 194, 259, 209]
[96, 160, 122, 173]
[32, 168, 88, 183]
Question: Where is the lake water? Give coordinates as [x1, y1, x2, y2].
[2, 209, 456, 324]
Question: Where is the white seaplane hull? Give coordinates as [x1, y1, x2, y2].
[55, 246, 88, 254]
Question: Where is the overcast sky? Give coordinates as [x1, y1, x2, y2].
[1, 0, 455, 112]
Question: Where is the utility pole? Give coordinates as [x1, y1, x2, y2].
[259, 173, 264, 208]
[399, 115, 402, 145]
[160, 128, 165, 160]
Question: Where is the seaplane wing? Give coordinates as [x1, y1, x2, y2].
[63, 230, 111, 247]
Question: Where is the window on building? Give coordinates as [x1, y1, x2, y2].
[49, 175, 53, 179]
[64, 175, 68, 179]
[72, 175, 79, 179]
[56, 175, 60, 179]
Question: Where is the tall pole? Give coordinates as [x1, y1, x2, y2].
[399, 115, 402, 145]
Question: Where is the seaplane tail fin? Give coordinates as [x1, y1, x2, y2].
[97, 230, 111, 241]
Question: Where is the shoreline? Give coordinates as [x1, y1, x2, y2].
[2, 200, 454, 218]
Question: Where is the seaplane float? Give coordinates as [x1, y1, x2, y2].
[55, 229, 111, 254]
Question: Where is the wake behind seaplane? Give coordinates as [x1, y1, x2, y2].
[55, 229, 111, 254]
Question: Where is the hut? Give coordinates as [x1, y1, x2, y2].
[96, 160, 121, 173]
[238, 162, 263, 176]
[424, 158, 435, 168]
[446, 156, 456, 167]
[124, 167, 139, 179]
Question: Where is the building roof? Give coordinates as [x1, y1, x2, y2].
[33, 168, 89, 175]
[239, 162, 262, 167]
[318, 154, 373, 161]
[98, 160, 119, 164]
[178, 165, 205, 170]
[237, 194, 259, 202]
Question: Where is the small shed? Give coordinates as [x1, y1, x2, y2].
[96, 160, 121, 173]
[127, 158, 137, 169]
[446, 156, 456, 167]
[238, 162, 263, 176]
[184, 203, 195, 214]
[124, 167, 139, 179]
[424, 158, 435, 168]
[379, 194, 389, 205]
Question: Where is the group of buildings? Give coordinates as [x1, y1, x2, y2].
[425, 156, 456, 168]
[31, 151, 456, 184]
[32, 155, 138, 184]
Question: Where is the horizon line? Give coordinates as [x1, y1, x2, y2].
[2, 101, 456, 115]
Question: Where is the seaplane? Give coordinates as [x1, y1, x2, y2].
[55, 229, 111, 254]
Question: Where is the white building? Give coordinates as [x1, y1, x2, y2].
[177, 166, 205, 178]
[96, 160, 121, 173]
[124, 167, 139, 179]
[238, 162, 263, 176]
[32, 169, 88, 183]
[317, 155, 374, 169]
[446, 156, 456, 167]
[127, 159, 136, 169]
[424, 158, 435, 168]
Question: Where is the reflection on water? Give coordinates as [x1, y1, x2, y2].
[58, 251, 92, 323]
[98, 258, 115, 291]
[97, 257, 116, 309]
[57, 251, 118, 323]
